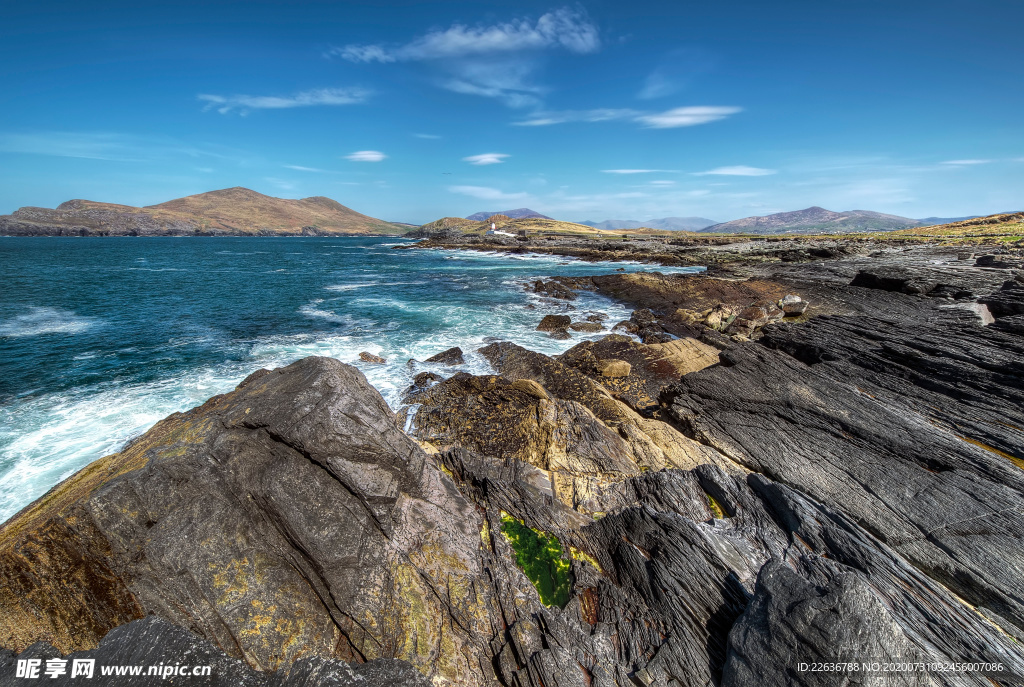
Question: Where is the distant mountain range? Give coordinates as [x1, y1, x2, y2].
[702, 207, 924, 234]
[466, 208, 552, 221]
[579, 217, 719, 231]
[0, 187, 405, 236]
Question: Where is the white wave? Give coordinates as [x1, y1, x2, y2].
[324, 282, 379, 292]
[0, 307, 100, 338]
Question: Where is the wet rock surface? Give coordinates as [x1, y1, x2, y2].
[4, 243, 1024, 686]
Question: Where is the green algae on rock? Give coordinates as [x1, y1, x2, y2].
[499, 513, 572, 608]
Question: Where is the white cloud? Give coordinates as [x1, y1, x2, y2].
[635, 106, 741, 129]
[333, 8, 598, 62]
[198, 88, 370, 114]
[345, 150, 387, 162]
[414, 133, 441, 139]
[941, 159, 993, 165]
[693, 166, 776, 176]
[463, 153, 510, 166]
[648, 180, 676, 186]
[448, 185, 528, 201]
[329, 8, 598, 109]
[514, 106, 740, 128]
[602, 169, 678, 174]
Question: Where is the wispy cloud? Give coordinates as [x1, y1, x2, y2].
[284, 164, 332, 173]
[941, 159, 993, 165]
[264, 177, 297, 192]
[0, 131, 239, 163]
[332, 8, 598, 62]
[345, 150, 386, 162]
[637, 48, 715, 100]
[602, 168, 678, 174]
[693, 165, 776, 176]
[198, 88, 370, 114]
[448, 185, 528, 201]
[514, 106, 741, 129]
[463, 153, 510, 166]
[414, 133, 441, 139]
[635, 106, 741, 129]
[514, 108, 641, 126]
[329, 8, 599, 109]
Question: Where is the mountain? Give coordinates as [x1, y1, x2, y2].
[466, 208, 552, 221]
[0, 187, 405, 236]
[579, 216, 718, 231]
[702, 206, 922, 234]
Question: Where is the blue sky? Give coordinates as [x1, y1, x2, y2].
[1, 0, 1022, 224]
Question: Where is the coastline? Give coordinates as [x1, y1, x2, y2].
[1, 237, 1023, 684]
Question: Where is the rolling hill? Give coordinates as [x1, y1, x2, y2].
[580, 216, 718, 231]
[702, 206, 922, 234]
[0, 187, 405, 236]
[465, 208, 552, 221]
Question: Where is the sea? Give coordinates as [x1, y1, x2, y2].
[0, 236, 703, 523]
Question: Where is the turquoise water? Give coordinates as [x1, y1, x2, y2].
[0, 236, 702, 522]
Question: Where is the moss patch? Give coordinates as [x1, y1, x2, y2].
[500, 513, 571, 607]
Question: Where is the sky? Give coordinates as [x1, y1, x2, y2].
[1, 0, 1022, 224]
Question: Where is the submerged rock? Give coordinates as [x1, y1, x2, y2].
[358, 351, 386, 363]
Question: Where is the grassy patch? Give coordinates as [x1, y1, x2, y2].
[500, 513, 572, 607]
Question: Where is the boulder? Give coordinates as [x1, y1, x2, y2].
[530, 279, 577, 300]
[0, 358, 496, 684]
[358, 351, 386, 364]
[423, 346, 465, 365]
[568, 321, 603, 333]
[536, 314, 571, 331]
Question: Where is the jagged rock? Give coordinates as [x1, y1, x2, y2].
[662, 311, 1024, 640]
[407, 372, 640, 511]
[358, 351, 386, 363]
[976, 254, 1023, 269]
[423, 346, 465, 365]
[548, 328, 571, 340]
[0, 616, 429, 687]
[412, 371, 442, 387]
[530, 279, 577, 300]
[568, 321, 603, 332]
[979, 280, 1024, 318]
[0, 358, 496, 684]
[536, 314, 571, 331]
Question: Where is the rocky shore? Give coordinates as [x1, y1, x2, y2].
[2, 238, 1024, 685]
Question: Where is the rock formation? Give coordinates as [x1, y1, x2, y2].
[3, 243, 1024, 686]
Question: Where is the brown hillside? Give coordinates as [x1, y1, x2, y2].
[146, 187, 401, 235]
[0, 187, 404, 237]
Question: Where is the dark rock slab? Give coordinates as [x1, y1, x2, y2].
[662, 314, 1024, 640]
[0, 616, 429, 687]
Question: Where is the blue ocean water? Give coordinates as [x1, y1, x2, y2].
[0, 236, 702, 522]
